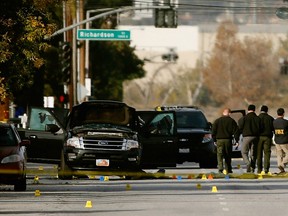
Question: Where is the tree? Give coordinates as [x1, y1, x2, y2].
[202, 21, 278, 107]
[90, 41, 145, 101]
[0, 0, 62, 107]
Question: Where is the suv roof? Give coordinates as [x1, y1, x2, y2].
[157, 105, 199, 111]
[156, 106, 210, 129]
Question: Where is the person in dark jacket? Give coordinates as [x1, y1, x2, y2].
[257, 105, 274, 174]
[238, 104, 261, 173]
[273, 108, 288, 173]
[212, 108, 240, 174]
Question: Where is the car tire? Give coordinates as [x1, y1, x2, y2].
[14, 176, 27, 191]
[58, 150, 73, 180]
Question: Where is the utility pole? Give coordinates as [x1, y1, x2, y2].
[79, 0, 85, 96]
[63, 0, 74, 108]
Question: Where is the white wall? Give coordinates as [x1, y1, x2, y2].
[120, 25, 199, 52]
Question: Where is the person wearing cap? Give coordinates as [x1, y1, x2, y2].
[273, 108, 288, 173]
[212, 108, 240, 174]
[257, 105, 274, 174]
[238, 104, 261, 173]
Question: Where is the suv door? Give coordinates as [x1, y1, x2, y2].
[24, 107, 68, 164]
[137, 111, 178, 169]
[230, 109, 246, 158]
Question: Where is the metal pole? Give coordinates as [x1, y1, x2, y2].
[63, 1, 66, 41]
[76, 0, 80, 103]
[72, 24, 77, 105]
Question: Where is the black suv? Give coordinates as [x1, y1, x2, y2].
[59, 100, 179, 178]
[17, 101, 180, 179]
[159, 106, 217, 168]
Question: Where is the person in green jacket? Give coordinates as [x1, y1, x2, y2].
[257, 105, 274, 174]
[212, 108, 240, 174]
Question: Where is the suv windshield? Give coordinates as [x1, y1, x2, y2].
[176, 111, 209, 129]
[68, 102, 135, 128]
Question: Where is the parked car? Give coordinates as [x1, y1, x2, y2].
[155, 106, 217, 168]
[0, 123, 30, 191]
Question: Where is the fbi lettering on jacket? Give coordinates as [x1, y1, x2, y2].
[275, 129, 285, 135]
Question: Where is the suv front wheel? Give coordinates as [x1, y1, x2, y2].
[58, 150, 73, 180]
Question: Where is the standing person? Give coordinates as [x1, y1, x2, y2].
[257, 105, 274, 174]
[212, 108, 240, 174]
[273, 108, 288, 173]
[238, 104, 261, 173]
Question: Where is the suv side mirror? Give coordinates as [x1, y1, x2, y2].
[45, 124, 60, 133]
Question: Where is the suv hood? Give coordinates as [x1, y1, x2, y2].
[67, 100, 136, 129]
[71, 124, 134, 135]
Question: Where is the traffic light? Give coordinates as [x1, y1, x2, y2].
[154, 0, 177, 28]
[155, 9, 165, 28]
[162, 53, 178, 62]
[154, 8, 177, 28]
[166, 9, 177, 28]
[59, 94, 69, 104]
[59, 42, 72, 84]
[162, 49, 178, 62]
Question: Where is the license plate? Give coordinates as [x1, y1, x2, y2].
[179, 148, 190, 153]
[96, 159, 110, 167]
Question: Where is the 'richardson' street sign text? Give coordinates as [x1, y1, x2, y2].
[77, 29, 130, 41]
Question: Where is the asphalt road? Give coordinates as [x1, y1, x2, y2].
[0, 147, 288, 216]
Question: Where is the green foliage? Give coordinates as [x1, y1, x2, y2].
[90, 41, 145, 100]
[0, 0, 61, 103]
[0, 78, 8, 103]
[0, 0, 144, 105]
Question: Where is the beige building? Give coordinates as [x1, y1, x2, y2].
[121, 24, 288, 108]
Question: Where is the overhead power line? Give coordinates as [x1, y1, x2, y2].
[131, 0, 285, 14]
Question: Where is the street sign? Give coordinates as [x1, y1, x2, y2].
[77, 29, 130, 41]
